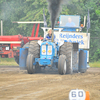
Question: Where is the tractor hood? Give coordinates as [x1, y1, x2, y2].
[40, 41, 56, 60]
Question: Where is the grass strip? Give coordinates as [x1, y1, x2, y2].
[0, 58, 18, 66]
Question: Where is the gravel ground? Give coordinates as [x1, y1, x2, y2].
[0, 66, 100, 100]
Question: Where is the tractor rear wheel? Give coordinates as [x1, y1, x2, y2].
[26, 54, 35, 74]
[58, 55, 67, 75]
[28, 41, 40, 58]
[60, 42, 73, 74]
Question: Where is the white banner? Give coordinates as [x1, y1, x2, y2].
[54, 32, 90, 49]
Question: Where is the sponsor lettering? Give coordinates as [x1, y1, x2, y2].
[59, 33, 83, 39]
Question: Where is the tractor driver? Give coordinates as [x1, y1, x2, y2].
[44, 28, 56, 41]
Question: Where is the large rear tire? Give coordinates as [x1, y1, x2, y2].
[58, 55, 67, 75]
[28, 41, 40, 58]
[60, 42, 73, 74]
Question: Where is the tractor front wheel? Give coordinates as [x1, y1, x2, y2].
[26, 54, 35, 74]
[26, 54, 41, 74]
[58, 55, 67, 75]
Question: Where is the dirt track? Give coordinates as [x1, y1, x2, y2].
[0, 66, 100, 100]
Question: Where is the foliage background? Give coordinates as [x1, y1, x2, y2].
[0, 0, 100, 62]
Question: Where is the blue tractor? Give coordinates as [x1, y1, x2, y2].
[20, 39, 78, 75]
[19, 15, 89, 75]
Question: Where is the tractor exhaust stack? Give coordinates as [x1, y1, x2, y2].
[52, 29, 54, 42]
